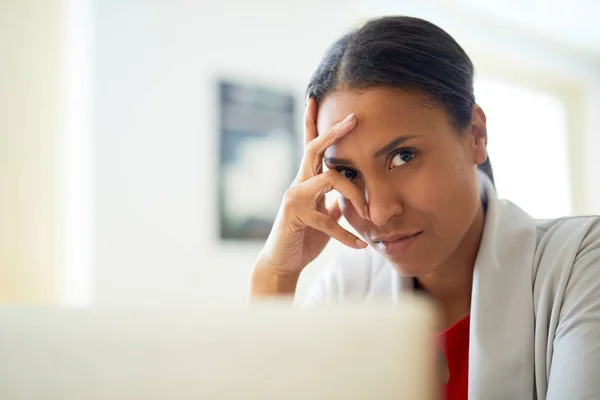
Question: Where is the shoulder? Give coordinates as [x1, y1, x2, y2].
[533, 216, 600, 398]
[532, 214, 600, 329]
[303, 246, 397, 306]
[533, 215, 600, 269]
[536, 214, 600, 242]
[532, 214, 600, 289]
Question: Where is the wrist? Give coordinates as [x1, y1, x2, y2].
[250, 260, 300, 297]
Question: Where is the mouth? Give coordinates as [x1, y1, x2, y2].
[373, 231, 422, 256]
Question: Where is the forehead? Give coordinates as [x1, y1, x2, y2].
[316, 87, 454, 156]
[317, 87, 442, 133]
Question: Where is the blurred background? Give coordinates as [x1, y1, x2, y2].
[1, 0, 599, 307]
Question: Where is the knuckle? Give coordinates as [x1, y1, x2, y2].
[304, 140, 318, 156]
[323, 169, 338, 180]
[315, 215, 329, 230]
[282, 188, 300, 212]
[321, 217, 337, 232]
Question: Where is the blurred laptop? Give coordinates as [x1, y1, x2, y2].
[0, 297, 437, 399]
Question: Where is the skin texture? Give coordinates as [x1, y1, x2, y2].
[317, 87, 488, 325]
[251, 86, 488, 327]
[318, 87, 486, 272]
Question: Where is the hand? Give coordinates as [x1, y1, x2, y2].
[251, 97, 368, 294]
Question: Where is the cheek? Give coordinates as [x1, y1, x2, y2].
[405, 164, 479, 234]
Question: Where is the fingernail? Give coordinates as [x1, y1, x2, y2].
[363, 205, 370, 221]
[306, 94, 311, 106]
[343, 113, 356, 124]
[356, 239, 368, 249]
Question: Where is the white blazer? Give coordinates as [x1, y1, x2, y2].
[304, 173, 600, 400]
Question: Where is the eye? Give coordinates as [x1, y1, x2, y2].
[390, 148, 417, 168]
[336, 168, 358, 181]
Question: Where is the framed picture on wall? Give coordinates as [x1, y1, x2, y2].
[218, 80, 297, 240]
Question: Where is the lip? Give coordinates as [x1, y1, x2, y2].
[373, 231, 422, 256]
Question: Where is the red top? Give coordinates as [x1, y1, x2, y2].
[437, 315, 470, 400]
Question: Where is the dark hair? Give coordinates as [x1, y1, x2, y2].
[307, 16, 495, 185]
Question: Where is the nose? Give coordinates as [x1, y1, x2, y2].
[365, 179, 404, 227]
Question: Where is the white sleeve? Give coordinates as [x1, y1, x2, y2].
[302, 266, 341, 307]
[302, 247, 391, 307]
[547, 219, 600, 399]
[302, 248, 361, 307]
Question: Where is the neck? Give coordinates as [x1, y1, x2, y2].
[417, 204, 485, 329]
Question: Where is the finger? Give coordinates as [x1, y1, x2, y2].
[298, 112, 357, 181]
[326, 199, 342, 222]
[306, 170, 367, 220]
[304, 96, 318, 145]
[309, 112, 356, 154]
[299, 210, 367, 249]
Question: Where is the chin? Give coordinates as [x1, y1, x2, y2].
[387, 257, 438, 278]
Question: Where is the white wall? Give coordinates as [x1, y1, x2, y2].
[93, 0, 365, 305]
[92, 0, 600, 306]
[0, 0, 64, 303]
[586, 81, 600, 213]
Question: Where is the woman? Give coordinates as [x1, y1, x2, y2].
[250, 16, 600, 399]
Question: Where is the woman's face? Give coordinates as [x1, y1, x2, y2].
[317, 87, 488, 276]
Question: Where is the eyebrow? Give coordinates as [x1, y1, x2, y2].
[324, 157, 352, 165]
[374, 135, 417, 158]
[324, 135, 418, 166]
